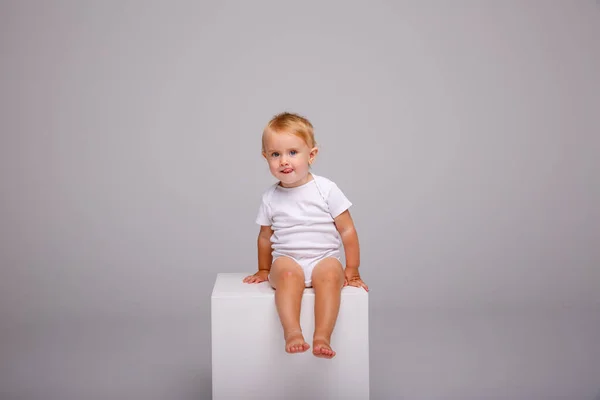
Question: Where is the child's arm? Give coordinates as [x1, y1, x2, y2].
[257, 225, 273, 272]
[243, 225, 273, 283]
[334, 210, 369, 291]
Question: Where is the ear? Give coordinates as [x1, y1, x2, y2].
[262, 151, 268, 160]
[309, 147, 319, 165]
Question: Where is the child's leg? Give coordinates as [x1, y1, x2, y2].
[311, 258, 345, 359]
[269, 256, 310, 353]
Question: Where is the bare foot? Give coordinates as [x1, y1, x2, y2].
[312, 337, 336, 359]
[284, 330, 310, 354]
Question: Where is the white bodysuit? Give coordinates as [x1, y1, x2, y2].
[255, 174, 352, 287]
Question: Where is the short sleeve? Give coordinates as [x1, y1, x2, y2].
[327, 183, 352, 218]
[255, 191, 272, 226]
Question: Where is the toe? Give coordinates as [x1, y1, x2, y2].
[312, 340, 335, 358]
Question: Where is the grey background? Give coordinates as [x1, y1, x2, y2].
[1, 1, 599, 399]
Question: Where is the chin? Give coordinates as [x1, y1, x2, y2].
[283, 173, 309, 185]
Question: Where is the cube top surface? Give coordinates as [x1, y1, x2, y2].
[212, 273, 368, 298]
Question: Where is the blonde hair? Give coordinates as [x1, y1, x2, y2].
[262, 112, 316, 152]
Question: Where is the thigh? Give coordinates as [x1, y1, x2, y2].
[311, 257, 344, 289]
[269, 256, 305, 289]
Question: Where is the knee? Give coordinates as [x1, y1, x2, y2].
[282, 270, 300, 280]
[277, 269, 304, 286]
[314, 267, 344, 286]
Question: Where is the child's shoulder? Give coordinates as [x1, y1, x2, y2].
[312, 174, 338, 191]
[259, 182, 279, 198]
[312, 173, 332, 184]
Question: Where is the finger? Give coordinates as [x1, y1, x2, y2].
[349, 280, 367, 291]
[354, 279, 368, 291]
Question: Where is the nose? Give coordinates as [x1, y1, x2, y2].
[279, 156, 289, 166]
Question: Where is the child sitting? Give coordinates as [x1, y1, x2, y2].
[244, 112, 368, 359]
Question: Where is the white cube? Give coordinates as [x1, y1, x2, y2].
[211, 273, 370, 400]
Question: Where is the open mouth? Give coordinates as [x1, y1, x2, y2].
[281, 168, 293, 174]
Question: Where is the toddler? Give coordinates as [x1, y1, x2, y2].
[243, 112, 368, 359]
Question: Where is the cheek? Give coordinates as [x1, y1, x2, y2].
[295, 157, 310, 169]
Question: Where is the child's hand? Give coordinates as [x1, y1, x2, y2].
[344, 267, 369, 291]
[243, 270, 269, 284]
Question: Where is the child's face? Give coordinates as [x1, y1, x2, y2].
[262, 130, 317, 188]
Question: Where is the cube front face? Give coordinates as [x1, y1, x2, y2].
[211, 275, 369, 400]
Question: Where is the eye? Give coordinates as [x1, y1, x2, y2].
[271, 152, 279, 157]
[289, 150, 297, 156]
